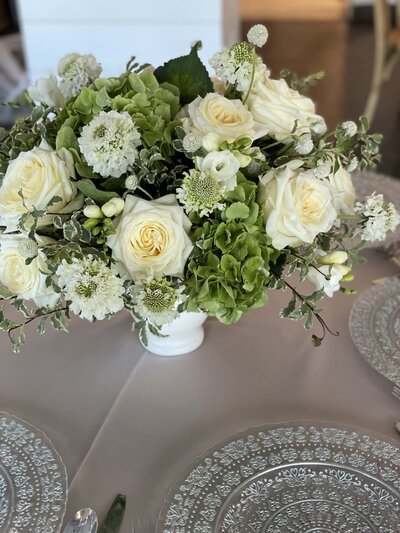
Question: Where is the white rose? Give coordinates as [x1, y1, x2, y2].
[187, 93, 267, 146]
[196, 150, 240, 192]
[328, 166, 356, 215]
[27, 75, 65, 108]
[307, 251, 350, 297]
[107, 194, 193, 280]
[0, 144, 82, 232]
[259, 160, 337, 249]
[248, 75, 327, 142]
[0, 234, 59, 307]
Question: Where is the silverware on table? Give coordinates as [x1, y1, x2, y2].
[63, 508, 98, 533]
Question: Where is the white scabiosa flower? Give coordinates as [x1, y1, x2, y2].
[58, 52, 102, 98]
[176, 169, 224, 217]
[183, 133, 203, 153]
[131, 277, 185, 327]
[56, 256, 125, 321]
[341, 121, 357, 137]
[78, 110, 141, 178]
[294, 133, 314, 155]
[355, 192, 400, 241]
[247, 24, 269, 47]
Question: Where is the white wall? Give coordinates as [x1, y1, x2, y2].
[351, 0, 395, 5]
[17, 0, 237, 82]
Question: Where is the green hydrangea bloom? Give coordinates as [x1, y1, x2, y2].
[185, 174, 280, 324]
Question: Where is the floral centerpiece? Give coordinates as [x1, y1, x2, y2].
[0, 25, 398, 354]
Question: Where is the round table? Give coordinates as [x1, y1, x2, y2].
[0, 247, 399, 530]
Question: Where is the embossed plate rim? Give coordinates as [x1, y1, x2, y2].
[0, 411, 68, 533]
[349, 276, 400, 387]
[155, 419, 400, 533]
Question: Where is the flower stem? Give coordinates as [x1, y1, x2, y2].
[242, 49, 257, 105]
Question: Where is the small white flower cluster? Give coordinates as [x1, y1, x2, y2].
[58, 53, 102, 99]
[56, 255, 125, 321]
[340, 121, 357, 138]
[78, 110, 141, 177]
[294, 133, 314, 155]
[355, 192, 400, 241]
[209, 43, 267, 93]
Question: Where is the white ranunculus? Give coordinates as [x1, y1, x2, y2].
[259, 160, 337, 249]
[107, 194, 193, 280]
[328, 166, 356, 215]
[0, 234, 59, 307]
[196, 150, 240, 192]
[27, 75, 65, 108]
[0, 144, 81, 232]
[186, 93, 267, 146]
[248, 75, 327, 142]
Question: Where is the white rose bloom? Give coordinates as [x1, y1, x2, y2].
[107, 194, 193, 280]
[0, 144, 81, 232]
[196, 150, 240, 192]
[259, 160, 337, 249]
[186, 93, 267, 146]
[27, 75, 65, 108]
[328, 166, 356, 215]
[0, 234, 59, 308]
[248, 75, 327, 142]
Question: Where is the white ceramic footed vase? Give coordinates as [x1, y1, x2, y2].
[142, 311, 208, 356]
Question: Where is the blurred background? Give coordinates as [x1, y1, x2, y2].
[0, 0, 399, 175]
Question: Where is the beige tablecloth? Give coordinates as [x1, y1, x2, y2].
[0, 248, 399, 530]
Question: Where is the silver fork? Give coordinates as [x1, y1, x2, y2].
[131, 517, 155, 533]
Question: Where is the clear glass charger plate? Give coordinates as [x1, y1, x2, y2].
[349, 276, 400, 387]
[156, 422, 400, 532]
[0, 412, 68, 533]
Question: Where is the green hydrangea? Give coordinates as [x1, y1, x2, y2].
[185, 174, 280, 324]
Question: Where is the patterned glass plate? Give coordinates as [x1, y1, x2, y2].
[349, 276, 400, 387]
[156, 423, 400, 533]
[0, 412, 68, 533]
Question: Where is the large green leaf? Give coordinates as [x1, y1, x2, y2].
[154, 42, 212, 105]
[76, 179, 118, 205]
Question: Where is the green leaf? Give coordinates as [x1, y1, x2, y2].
[225, 202, 250, 221]
[0, 284, 15, 299]
[76, 179, 119, 205]
[98, 494, 126, 533]
[75, 162, 102, 180]
[56, 126, 79, 153]
[154, 42, 212, 104]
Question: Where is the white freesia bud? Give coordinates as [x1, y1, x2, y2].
[247, 24, 269, 47]
[318, 251, 348, 265]
[202, 133, 220, 152]
[183, 133, 203, 153]
[341, 121, 357, 137]
[101, 198, 125, 218]
[234, 152, 252, 168]
[84, 204, 103, 219]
